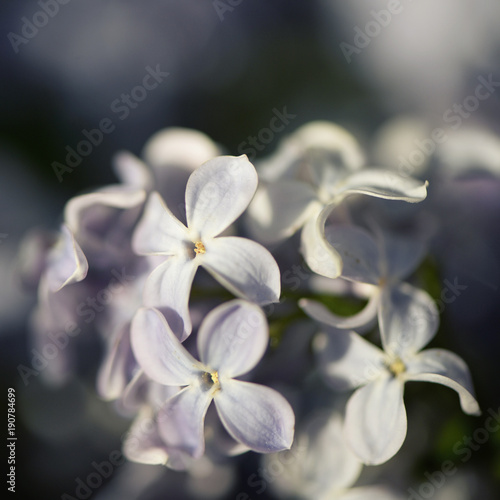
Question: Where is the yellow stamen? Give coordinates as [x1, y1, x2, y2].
[389, 358, 406, 376]
[194, 241, 206, 255]
[211, 371, 219, 385]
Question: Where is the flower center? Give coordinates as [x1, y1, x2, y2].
[194, 241, 206, 255]
[388, 357, 406, 376]
[201, 370, 220, 390]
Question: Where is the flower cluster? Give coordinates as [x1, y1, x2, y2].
[19, 123, 481, 497]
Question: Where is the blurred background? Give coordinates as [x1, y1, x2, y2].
[1, 0, 500, 498]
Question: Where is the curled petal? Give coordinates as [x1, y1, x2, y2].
[186, 155, 258, 238]
[142, 256, 198, 340]
[45, 224, 88, 292]
[301, 209, 343, 279]
[131, 307, 202, 386]
[379, 283, 439, 357]
[344, 374, 407, 465]
[203, 236, 280, 305]
[197, 300, 268, 378]
[314, 330, 386, 391]
[157, 386, 213, 459]
[405, 349, 481, 416]
[335, 169, 428, 203]
[215, 380, 295, 453]
[112, 151, 153, 190]
[132, 192, 189, 256]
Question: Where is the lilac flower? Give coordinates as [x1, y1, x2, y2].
[132, 155, 281, 339]
[130, 300, 295, 464]
[314, 284, 480, 465]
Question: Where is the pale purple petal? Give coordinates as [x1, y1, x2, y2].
[157, 386, 213, 459]
[324, 224, 381, 285]
[381, 233, 427, 281]
[185, 155, 258, 238]
[246, 181, 321, 243]
[344, 374, 407, 465]
[132, 192, 190, 256]
[301, 210, 343, 279]
[379, 283, 439, 357]
[142, 256, 199, 340]
[314, 330, 386, 391]
[45, 224, 88, 292]
[405, 349, 481, 415]
[197, 300, 268, 378]
[299, 293, 379, 332]
[64, 186, 146, 233]
[131, 307, 202, 386]
[202, 236, 280, 305]
[336, 169, 428, 203]
[339, 486, 403, 500]
[112, 151, 153, 190]
[214, 379, 294, 453]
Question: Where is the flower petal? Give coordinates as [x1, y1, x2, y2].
[314, 329, 386, 391]
[405, 348, 481, 415]
[132, 192, 190, 256]
[300, 293, 379, 332]
[246, 181, 321, 243]
[301, 209, 343, 279]
[142, 256, 198, 340]
[197, 300, 268, 378]
[215, 379, 294, 453]
[131, 307, 202, 386]
[335, 169, 428, 203]
[379, 283, 439, 357]
[157, 386, 213, 459]
[112, 151, 153, 190]
[45, 224, 88, 292]
[324, 224, 381, 285]
[338, 486, 402, 500]
[185, 155, 258, 238]
[202, 236, 280, 305]
[344, 374, 407, 465]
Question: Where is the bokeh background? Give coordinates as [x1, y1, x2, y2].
[1, 1, 500, 498]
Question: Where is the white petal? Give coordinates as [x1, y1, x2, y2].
[186, 155, 258, 238]
[344, 374, 407, 465]
[335, 169, 428, 203]
[143, 256, 198, 340]
[301, 209, 343, 279]
[197, 300, 268, 378]
[299, 293, 379, 332]
[157, 386, 213, 459]
[202, 236, 280, 305]
[112, 151, 153, 190]
[215, 379, 294, 453]
[123, 406, 169, 466]
[314, 330, 386, 391]
[64, 186, 146, 233]
[379, 283, 439, 357]
[132, 192, 189, 256]
[45, 224, 88, 292]
[324, 224, 381, 285]
[246, 181, 321, 243]
[131, 307, 202, 386]
[405, 349, 481, 416]
[380, 233, 427, 281]
[337, 486, 402, 500]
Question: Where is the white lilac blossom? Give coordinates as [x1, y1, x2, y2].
[247, 121, 428, 279]
[130, 300, 294, 467]
[314, 283, 480, 465]
[300, 224, 427, 331]
[132, 155, 281, 339]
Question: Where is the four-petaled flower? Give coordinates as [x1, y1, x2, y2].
[131, 300, 295, 465]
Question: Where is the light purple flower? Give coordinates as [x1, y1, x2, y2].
[131, 300, 295, 463]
